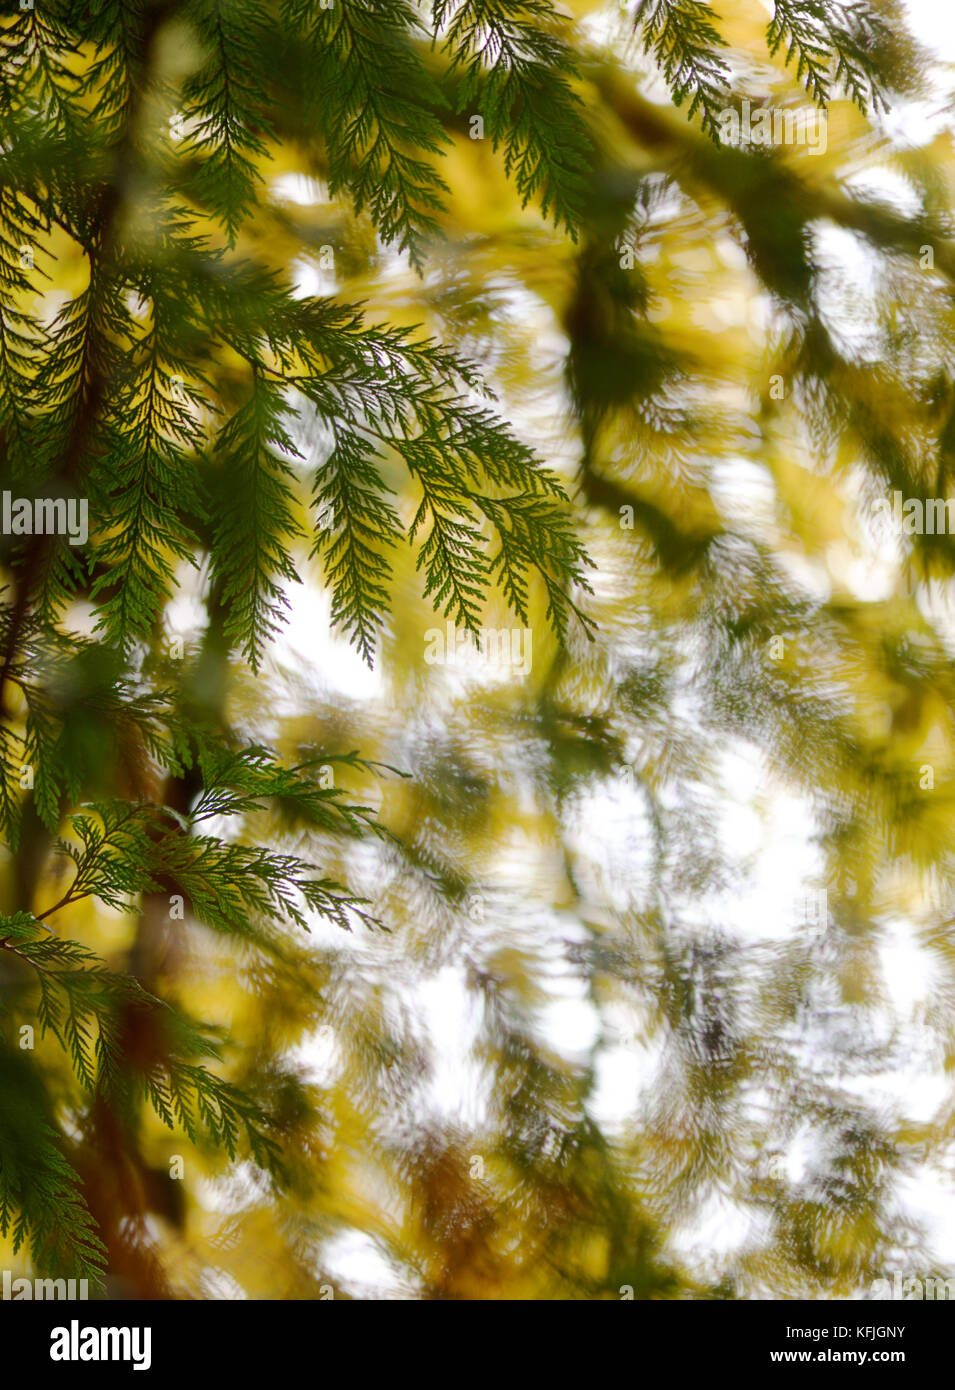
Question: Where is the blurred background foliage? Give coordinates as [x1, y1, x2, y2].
[5, 0, 955, 1298]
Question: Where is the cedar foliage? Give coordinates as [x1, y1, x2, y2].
[0, 0, 596, 1286]
[0, 0, 945, 1298]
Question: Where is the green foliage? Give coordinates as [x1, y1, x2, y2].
[287, 0, 452, 271]
[765, 0, 891, 112]
[633, 0, 894, 137]
[0, 1044, 107, 1285]
[0, 0, 603, 1281]
[0, 0, 595, 668]
[0, 0, 939, 1301]
[633, 0, 731, 140]
[0, 906, 285, 1281]
[181, 0, 277, 243]
[434, 0, 592, 234]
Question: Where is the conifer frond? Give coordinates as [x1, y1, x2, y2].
[0, 300, 44, 487]
[286, 0, 451, 270]
[0, 3, 83, 136]
[0, 0, 605, 1286]
[633, 0, 893, 136]
[285, 298, 593, 656]
[766, 0, 891, 113]
[180, 0, 276, 243]
[69, 0, 146, 141]
[475, 491, 596, 640]
[632, 0, 731, 141]
[433, 0, 591, 235]
[310, 428, 403, 663]
[158, 834, 376, 935]
[50, 787, 377, 936]
[409, 458, 491, 635]
[0, 913, 287, 1181]
[191, 741, 384, 837]
[0, 1045, 107, 1285]
[209, 372, 304, 672]
[91, 290, 206, 647]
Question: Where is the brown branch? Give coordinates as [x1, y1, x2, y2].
[0, 935, 56, 972]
